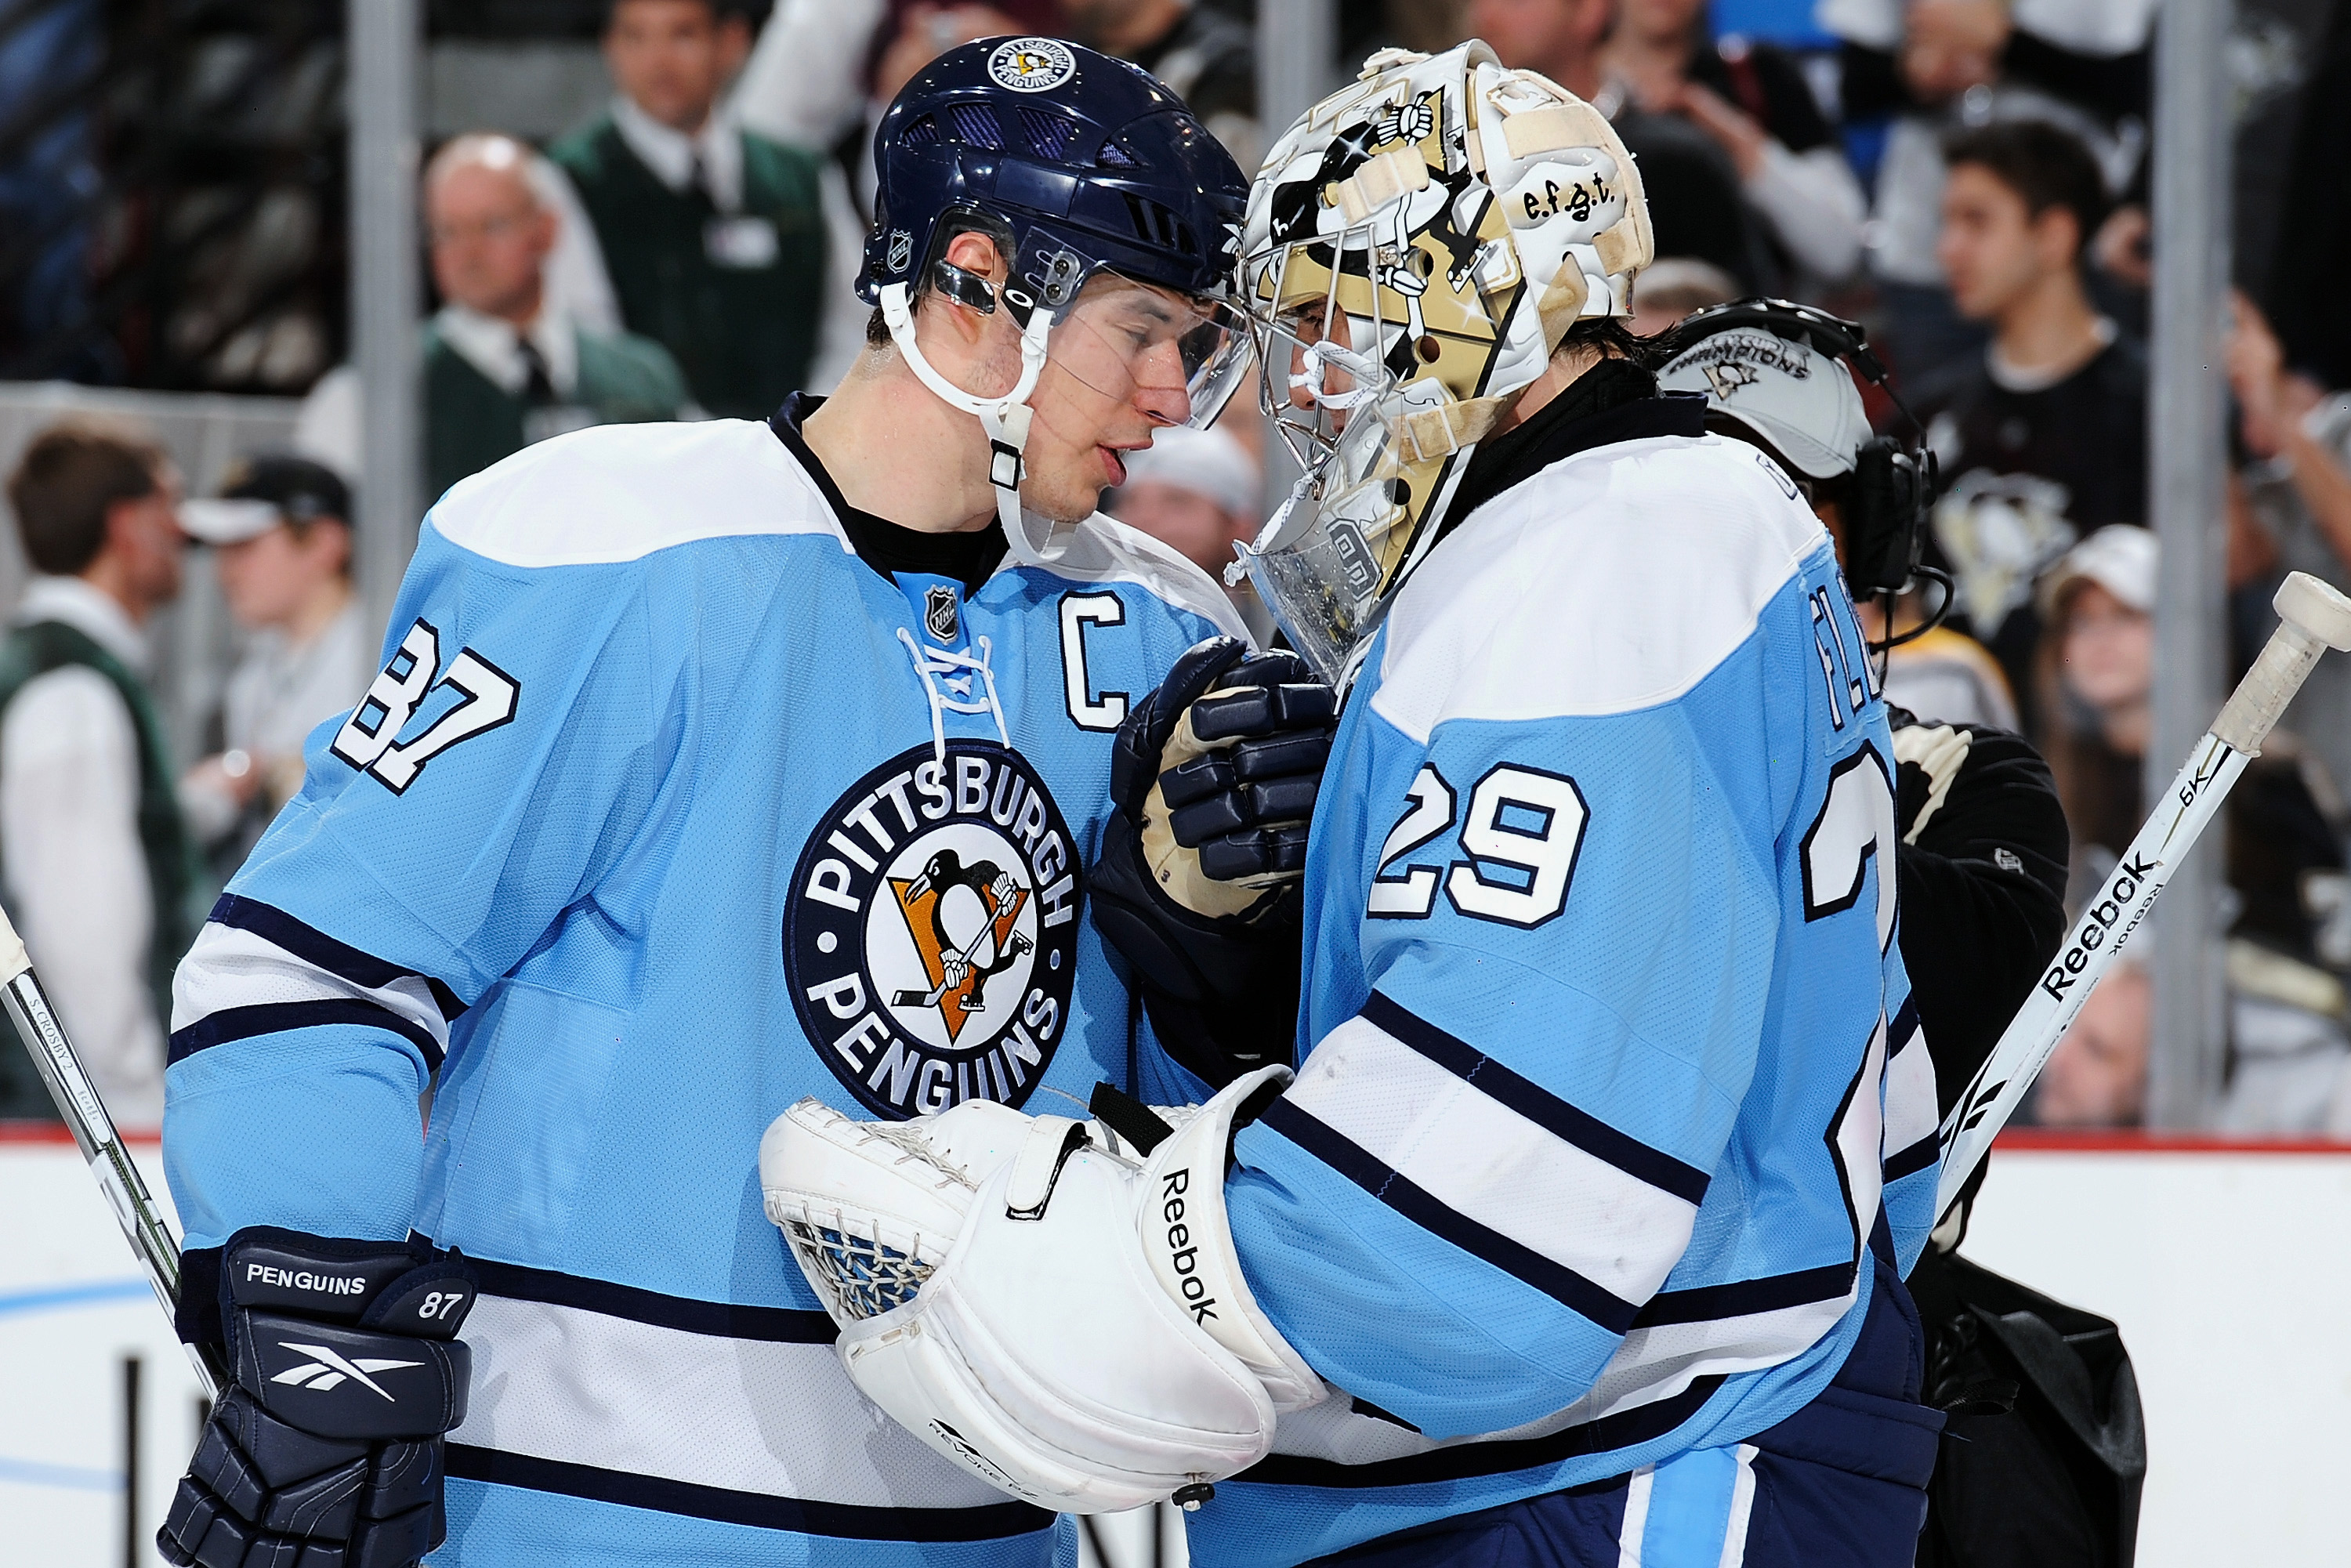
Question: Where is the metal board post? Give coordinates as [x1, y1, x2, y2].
[1256, 0, 1338, 523]
[348, 0, 422, 642]
[2146, 0, 2234, 1128]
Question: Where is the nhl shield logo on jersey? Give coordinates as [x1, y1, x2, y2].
[786, 741, 1081, 1117]
[924, 584, 960, 643]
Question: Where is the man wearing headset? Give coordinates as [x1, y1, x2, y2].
[1661, 302, 2142, 1568]
[1656, 300, 2072, 1113]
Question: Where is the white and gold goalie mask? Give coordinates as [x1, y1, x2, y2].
[1233, 41, 1653, 680]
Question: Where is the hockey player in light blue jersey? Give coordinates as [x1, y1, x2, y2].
[151, 38, 1340, 1568]
[757, 42, 1947, 1568]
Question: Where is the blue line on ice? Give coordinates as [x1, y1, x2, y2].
[0, 1277, 150, 1317]
[0, 1454, 123, 1490]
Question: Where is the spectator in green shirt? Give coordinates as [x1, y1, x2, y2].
[550, 0, 830, 419]
[418, 133, 693, 501]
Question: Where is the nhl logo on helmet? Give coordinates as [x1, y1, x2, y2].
[987, 37, 1078, 93]
[787, 741, 1082, 1118]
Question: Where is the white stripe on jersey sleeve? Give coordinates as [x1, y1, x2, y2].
[1286, 1012, 1703, 1306]
[1574, 1288, 1859, 1426]
[171, 921, 451, 1055]
[1262, 1279, 1858, 1469]
[1371, 435, 1828, 744]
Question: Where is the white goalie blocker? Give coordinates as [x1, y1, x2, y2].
[759, 1067, 1324, 1512]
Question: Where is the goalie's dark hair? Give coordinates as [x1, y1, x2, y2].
[1563, 314, 1668, 371]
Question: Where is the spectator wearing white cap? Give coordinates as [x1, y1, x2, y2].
[2036, 523, 2351, 1133]
[2038, 521, 2154, 879]
[178, 455, 375, 866]
[1105, 425, 1271, 642]
[1657, 298, 2070, 1128]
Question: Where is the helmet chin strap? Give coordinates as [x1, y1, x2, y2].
[877, 279, 1070, 566]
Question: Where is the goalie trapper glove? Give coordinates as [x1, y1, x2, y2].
[1092, 636, 1338, 1084]
[158, 1228, 475, 1568]
[760, 1068, 1322, 1514]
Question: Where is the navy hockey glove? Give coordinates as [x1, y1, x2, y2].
[1092, 637, 1337, 1085]
[158, 1229, 475, 1568]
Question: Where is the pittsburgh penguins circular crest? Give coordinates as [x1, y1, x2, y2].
[987, 37, 1078, 92]
[786, 741, 1083, 1118]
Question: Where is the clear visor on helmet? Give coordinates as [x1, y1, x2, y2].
[1028, 271, 1256, 444]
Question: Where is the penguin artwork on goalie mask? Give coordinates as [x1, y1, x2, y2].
[1234, 42, 1654, 681]
[784, 741, 1084, 1119]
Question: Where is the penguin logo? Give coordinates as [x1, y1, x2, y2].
[786, 741, 1082, 1117]
[1702, 359, 1761, 400]
[888, 849, 1032, 1037]
[987, 38, 1078, 92]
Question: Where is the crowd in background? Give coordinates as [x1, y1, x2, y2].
[5, 0, 2351, 1135]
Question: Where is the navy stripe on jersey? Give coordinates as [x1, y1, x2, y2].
[211, 893, 468, 1019]
[1882, 1134, 1940, 1183]
[168, 998, 445, 1070]
[1889, 994, 1920, 1056]
[1360, 993, 1712, 1204]
[1259, 1098, 1641, 1333]
[1238, 1374, 1728, 1489]
[445, 1445, 1053, 1541]
[1629, 1263, 1854, 1328]
[458, 1251, 836, 1344]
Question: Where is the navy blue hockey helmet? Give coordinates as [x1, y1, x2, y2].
[861, 36, 1249, 314]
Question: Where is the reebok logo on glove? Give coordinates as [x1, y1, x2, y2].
[1160, 1170, 1218, 1326]
[270, 1342, 424, 1401]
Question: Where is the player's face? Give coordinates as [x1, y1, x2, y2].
[1021, 278, 1230, 522]
[604, 0, 749, 133]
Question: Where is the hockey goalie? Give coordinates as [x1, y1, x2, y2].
[765, 41, 1945, 1568]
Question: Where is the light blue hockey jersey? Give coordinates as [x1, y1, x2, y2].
[161, 415, 1246, 1568]
[1179, 429, 1942, 1567]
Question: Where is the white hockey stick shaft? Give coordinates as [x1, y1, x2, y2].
[1934, 571, 2351, 1215]
[0, 907, 225, 1396]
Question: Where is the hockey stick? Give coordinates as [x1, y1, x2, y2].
[1935, 570, 2351, 1215]
[0, 906, 225, 1396]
